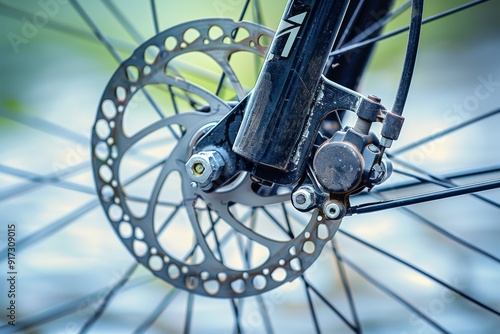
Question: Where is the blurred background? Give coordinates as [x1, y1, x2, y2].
[0, 0, 499, 333]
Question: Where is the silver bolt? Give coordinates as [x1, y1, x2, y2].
[292, 186, 316, 211]
[369, 164, 385, 184]
[190, 182, 198, 188]
[323, 201, 346, 220]
[185, 151, 225, 184]
[296, 194, 306, 205]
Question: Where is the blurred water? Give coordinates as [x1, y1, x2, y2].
[0, 1, 499, 333]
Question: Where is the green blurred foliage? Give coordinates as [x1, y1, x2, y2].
[0, 0, 499, 127]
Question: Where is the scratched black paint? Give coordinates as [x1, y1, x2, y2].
[233, 0, 351, 173]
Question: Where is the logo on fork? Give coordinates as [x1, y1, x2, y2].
[275, 11, 307, 58]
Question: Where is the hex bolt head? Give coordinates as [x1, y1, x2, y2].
[185, 151, 225, 184]
[369, 164, 385, 184]
[192, 162, 205, 176]
[292, 186, 316, 211]
[323, 201, 346, 220]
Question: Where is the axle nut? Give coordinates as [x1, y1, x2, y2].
[185, 151, 225, 184]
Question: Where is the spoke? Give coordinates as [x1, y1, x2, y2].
[80, 263, 139, 333]
[0, 200, 99, 260]
[0, 266, 156, 334]
[350, 179, 500, 215]
[185, 201, 224, 264]
[370, 164, 500, 194]
[255, 294, 274, 334]
[332, 241, 361, 333]
[230, 299, 243, 334]
[0, 162, 89, 201]
[0, 108, 87, 143]
[70, 0, 172, 125]
[214, 0, 251, 96]
[253, 0, 263, 25]
[330, 0, 491, 58]
[168, 85, 181, 115]
[340, 229, 500, 316]
[342, 0, 411, 48]
[301, 278, 321, 333]
[213, 57, 246, 99]
[207, 210, 224, 261]
[183, 293, 194, 334]
[181, 209, 253, 265]
[304, 277, 357, 332]
[123, 157, 167, 186]
[281, 203, 295, 238]
[125, 195, 179, 208]
[340, 254, 448, 333]
[102, 0, 143, 42]
[217, 205, 283, 252]
[69, 0, 122, 61]
[227, 207, 256, 333]
[391, 108, 500, 155]
[336, 0, 366, 48]
[157, 204, 183, 235]
[252, 0, 264, 76]
[151, 0, 160, 34]
[0, 156, 170, 258]
[392, 166, 500, 208]
[261, 207, 294, 239]
[0, 164, 94, 194]
[368, 192, 499, 263]
[133, 289, 180, 334]
[0, 2, 134, 51]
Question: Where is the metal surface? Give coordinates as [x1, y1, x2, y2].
[291, 186, 316, 210]
[233, 0, 351, 172]
[185, 150, 225, 186]
[91, 18, 342, 298]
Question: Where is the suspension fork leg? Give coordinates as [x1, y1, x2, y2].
[233, 0, 351, 174]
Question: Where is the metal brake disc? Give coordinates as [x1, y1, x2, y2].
[91, 18, 341, 298]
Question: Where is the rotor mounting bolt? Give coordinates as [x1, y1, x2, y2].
[292, 186, 316, 211]
[323, 201, 346, 220]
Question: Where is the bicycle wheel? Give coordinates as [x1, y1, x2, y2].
[0, 0, 499, 333]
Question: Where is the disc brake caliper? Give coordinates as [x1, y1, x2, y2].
[187, 76, 404, 219]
